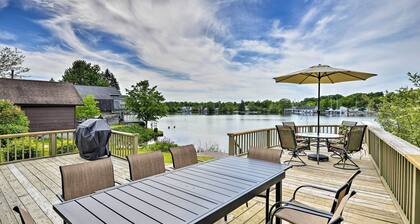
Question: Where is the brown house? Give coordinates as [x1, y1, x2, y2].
[0, 79, 83, 132]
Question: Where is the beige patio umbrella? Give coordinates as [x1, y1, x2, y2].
[273, 64, 376, 163]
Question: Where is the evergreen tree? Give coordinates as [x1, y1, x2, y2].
[103, 69, 120, 90]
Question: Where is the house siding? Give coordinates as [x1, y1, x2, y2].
[21, 106, 76, 131]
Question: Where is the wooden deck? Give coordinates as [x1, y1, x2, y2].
[0, 150, 403, 224]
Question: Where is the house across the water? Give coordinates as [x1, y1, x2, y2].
[74, 85, 124, 113]
[0, 78, 83, 131]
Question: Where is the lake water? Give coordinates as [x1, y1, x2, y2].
[156, 114, 377, 153]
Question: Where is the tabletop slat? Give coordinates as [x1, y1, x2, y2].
[77, 197, 132, 224]
[54, 156, 288, 224]
[92, 193, 160, 224]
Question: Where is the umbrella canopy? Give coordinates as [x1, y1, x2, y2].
[273, 64, 376, 164]
[274, 64, 377, 84]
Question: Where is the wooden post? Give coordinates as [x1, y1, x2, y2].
[49, 133, 57, 157]
[132, 134, 139, 155]
[413, 167, 420, 224]
[266, 129, 271, 148]
[228, 134, 235, 156]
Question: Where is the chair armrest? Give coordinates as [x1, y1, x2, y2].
[292, 184, 336, 200]
[56, 193, 64, 202]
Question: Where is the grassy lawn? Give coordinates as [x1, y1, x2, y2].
[137, 148, 214, 165]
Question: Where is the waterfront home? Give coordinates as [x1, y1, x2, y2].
[0, 78, 82, 131]
[74, 85, 124, 113]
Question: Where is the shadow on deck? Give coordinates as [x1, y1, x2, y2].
[0, 150, 403, 224]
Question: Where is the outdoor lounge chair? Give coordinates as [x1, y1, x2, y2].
[13, 206, 35, 224]
[169, 144, 198, 169]
[248, 148, 283, 222]
[127, 151, 165, 181]
[268, 170, 361, 224]
[276, 125, 309, 166]
[59, 158, 115, 201]
[330, 125, 367, 170]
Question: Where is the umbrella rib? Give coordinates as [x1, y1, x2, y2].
[327, 75, 334, 84]
[299, 75, 311, 84]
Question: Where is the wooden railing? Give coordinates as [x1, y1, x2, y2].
[227, 124, 340, 156]
[227, 123, 420, 224]
[365, 123, 420, 224]
[0, 129, 138, 164]
[109, 130, 138, 159]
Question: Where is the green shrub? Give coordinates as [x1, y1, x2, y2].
[111, 124, 163, 143]
[1, 139, 41, 162]
[141, 138, 177, 152]
[57, 143, 78, 154]
[0, 99, 29, 135]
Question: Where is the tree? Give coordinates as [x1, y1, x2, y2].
[0, 47, 30, 79]
[378, 73, 420, 146]
[0, 100, 29, 135]
[76, 95, 101, 120]
[408, 72, 420, 87]
[103, 69, 120, 90]
[239, 100, 246, 112]
[125, 80, 168, 127]
[62, 60, 109, 86]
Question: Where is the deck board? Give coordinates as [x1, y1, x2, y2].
[0, 150, 403, 224]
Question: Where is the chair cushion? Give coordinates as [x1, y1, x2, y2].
[275, 207, 329, 224]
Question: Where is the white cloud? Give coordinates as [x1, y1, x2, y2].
[16, 0, 420, 101]
[0, 31, 15, 40]
[0, 0, 8, 9]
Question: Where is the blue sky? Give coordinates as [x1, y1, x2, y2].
[0, 0, 419, 101]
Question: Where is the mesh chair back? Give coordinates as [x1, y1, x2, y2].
[127, 151, 165, 181]
[169, 144, 198, 169]
[339, 121, 357, 136]
[282, 122, 298, 132]
[13, 206, 35, 224]
[276, 125, 297, 150]
[342, 121, 357, 127]
[346, 125, 367, 152]
[60, 158, 115, 201]
[248, 148, 282, 163]
[328, 191, 357, 224]
[330, 170, 361, 213]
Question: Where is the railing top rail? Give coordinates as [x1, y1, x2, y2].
[110, 130, 138, 137]
[0, 129, 76, 139]
[362, 121, 420, 156]
[227, 124, 341, 136]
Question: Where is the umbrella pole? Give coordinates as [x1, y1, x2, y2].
[317, 74, 321, 165]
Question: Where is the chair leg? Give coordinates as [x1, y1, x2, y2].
[224, 215, 227, 222]
[333, 153, 359, 170]
[265, 189, 270, 223]
[246, 202, 248, 207]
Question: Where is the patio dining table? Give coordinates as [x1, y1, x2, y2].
[295, 132, 343, 164]
[54, 156, 289, 224]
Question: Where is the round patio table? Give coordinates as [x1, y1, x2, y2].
[295, 132, 343, 164]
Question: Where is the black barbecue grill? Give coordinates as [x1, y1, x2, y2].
[75, 119, 111, 160]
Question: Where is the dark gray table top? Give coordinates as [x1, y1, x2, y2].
[54, 156, 289, 224]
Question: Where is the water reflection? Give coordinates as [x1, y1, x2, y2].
[157, 114, 377, 153]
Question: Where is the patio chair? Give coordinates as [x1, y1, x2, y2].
[268, 170, 360, 224]
[169, 144, 198, 169]
[330, 125, 367, 170]
[276, 125, 308, 166]
[59, 158, 115, 201]
[248, 148, 283, 223]
[127, 151, 165, 181]
[268, 191, 357, 224]
[327, 121, 357, 157]
[13, 206, 35, 224]
[282, 121, 308, 144]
